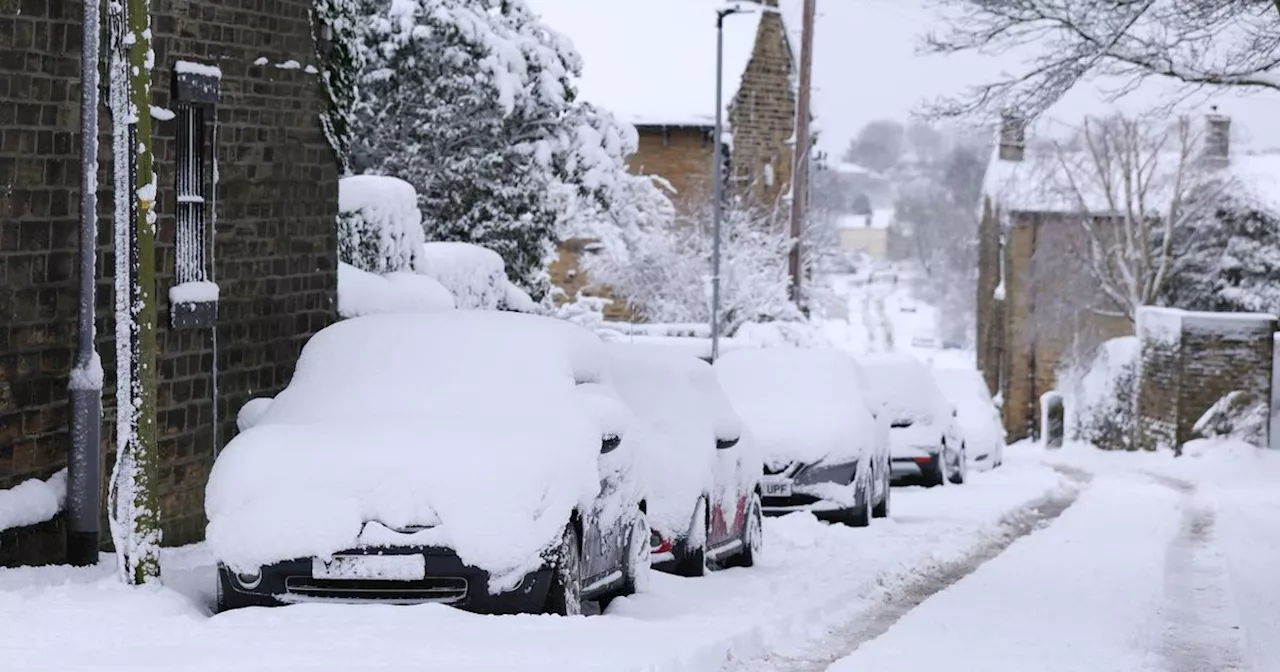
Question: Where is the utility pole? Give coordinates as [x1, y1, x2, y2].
[788, 0, 817, 309]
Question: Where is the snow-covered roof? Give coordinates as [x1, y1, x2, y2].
[982, 147, 1280, 218]
[526, 0, 776, 127]
[838, 208, 894, 230]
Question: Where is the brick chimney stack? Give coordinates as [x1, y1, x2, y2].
[1203, 108, 1231, 165]
[998, 111, 1025, 162]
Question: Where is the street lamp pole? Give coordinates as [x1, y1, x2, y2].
[711, 8, 732, 363]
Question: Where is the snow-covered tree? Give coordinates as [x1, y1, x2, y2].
[337, 175, 424, 274]
[1162, 190, 1280, 314]
[926, 0, 1280, 118]
[312, 0, 362, 174]
[107, 0, 161, 586]
[348, 0, 670, 302]
[1046, 114, 1225, 324]
[584, 203, 804, 334]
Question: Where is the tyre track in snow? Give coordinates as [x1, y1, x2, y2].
[1146, 473, 1249, 672]
[722, 464, 1092, 672]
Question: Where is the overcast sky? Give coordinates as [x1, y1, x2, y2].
[810, 0, 1280, 155]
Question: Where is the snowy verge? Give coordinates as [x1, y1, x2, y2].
[0, 469, 68, 533]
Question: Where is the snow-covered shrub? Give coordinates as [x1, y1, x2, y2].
[337, 175, 424, 274]
[338, 262, 455, 318]
[1062, 336, 1139, 450]
[349, 0, 673, 301]
[584, 204, 803, 332]
[733, 320, 832, 349]
[417, 242, 507, 310]
[1192, 390, 1269, 446]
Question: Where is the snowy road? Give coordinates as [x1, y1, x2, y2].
[1, 457, 1069, 672]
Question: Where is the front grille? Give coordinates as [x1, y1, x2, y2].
[761, 493, 821, 507]
[284, 575, 468, 603]
[763, 462, 795, 476]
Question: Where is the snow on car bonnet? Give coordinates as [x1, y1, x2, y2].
[205, 311, 623, 592]
[715, 348, 874, 467]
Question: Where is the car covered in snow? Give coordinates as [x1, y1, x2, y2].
[605, 344, 763, 576]
[856, 353, 965, 487]
[714, 349, 891, 527]
[206, 311, 649, 616]
[933, 367, 1006, 469]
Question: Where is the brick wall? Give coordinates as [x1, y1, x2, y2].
[1, 0, 338, 566]
[727, 10, 795, 211]
[629, 126, 713, 216]
[1135, 307, 1276, 451]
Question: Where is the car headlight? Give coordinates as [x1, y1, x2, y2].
[793, 461, 856, 486]
[234, 568, 262, 589]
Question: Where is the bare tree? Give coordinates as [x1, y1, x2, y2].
[925, 0, 1280, 118]
[1048, 114, 1227, 323]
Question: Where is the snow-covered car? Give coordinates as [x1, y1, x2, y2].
[206, 311, 649, 616]
[934, 367, 1006, 469]
[857, 353, 966, 487]
[606, 344, 763, 577]
[715, 349, 891, 527]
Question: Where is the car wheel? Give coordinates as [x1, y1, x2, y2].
[672, 498, 707, 577]
[619, 508, 651, 596]
[841, 478, 872, 528]
[872, 460, 891, 518]
[949, 445, 968, 485]
[543, 524, 583, 616]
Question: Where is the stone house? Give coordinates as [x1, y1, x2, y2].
[977, 113, 1280, 442]
[1, 1, 338, 566]
[531, 0, 805, 318]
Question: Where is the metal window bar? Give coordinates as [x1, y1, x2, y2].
[175, 103, 207, 286]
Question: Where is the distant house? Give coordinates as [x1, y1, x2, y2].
[531, 0, 807, 317]
[975, 113, 1280, 441]
[837, 208, 894, 259]
[0, 2, 338, 566]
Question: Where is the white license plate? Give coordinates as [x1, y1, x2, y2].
[312, 554, 427, 581]
[762, 478, 793, 498]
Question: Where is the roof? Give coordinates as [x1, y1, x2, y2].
[838, 208, 894, 229]
[982, 146, 1280, 219]
[526, 0, 763, 127]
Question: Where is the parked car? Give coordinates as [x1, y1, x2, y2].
[934, 367, 1006, 469]
[857, 353, 966, 487]
[206, 311, 649, 616]
[606, 344, 762, 576]
[715, 349, 891, 527]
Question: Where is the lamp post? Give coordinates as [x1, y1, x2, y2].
[712, 1, 773, 362]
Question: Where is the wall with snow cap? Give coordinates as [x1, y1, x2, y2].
[1134, 306, 1277, 452]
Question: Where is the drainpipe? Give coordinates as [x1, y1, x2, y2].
[67, 0, 103, 566]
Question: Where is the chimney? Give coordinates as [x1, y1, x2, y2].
[998, 110, 1025, 162]
[1203, 108, 1230, 165]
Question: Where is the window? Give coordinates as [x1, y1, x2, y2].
[168, 60, 222, 329]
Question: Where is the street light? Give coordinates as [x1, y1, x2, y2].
[711, 1, 775, 363]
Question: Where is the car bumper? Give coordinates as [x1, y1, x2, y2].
[219, 545, 553, 615]
[761, 464, 860, 517]
[890, 452, 942, 481]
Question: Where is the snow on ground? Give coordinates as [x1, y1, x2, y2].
[0, 459, 1065, 671]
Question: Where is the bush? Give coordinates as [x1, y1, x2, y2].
[1063, 337, 1139, 450]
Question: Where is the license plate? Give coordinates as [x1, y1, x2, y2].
[312, 554, 427, 581]
[762, 478, 793, 498]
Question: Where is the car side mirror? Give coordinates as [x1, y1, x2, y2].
[601, 435, 622, 454]
[716, 437, 740, 450]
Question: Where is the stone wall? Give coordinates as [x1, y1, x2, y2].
[1, 0, 338, 566]
[548, 238, 635, 322]
[727, 10, 795, 210]
[1135, 307, 1276, 451]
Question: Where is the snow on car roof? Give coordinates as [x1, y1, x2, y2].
[715, 348, 875, 467]
[857, 352, 948, 422]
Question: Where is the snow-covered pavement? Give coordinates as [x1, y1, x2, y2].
[0, 457, 1068, 671]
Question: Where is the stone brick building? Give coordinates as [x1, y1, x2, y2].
[1, 1, 338, 566]
[529, 0, 804, 318]
[1134, 307, 1276, 451]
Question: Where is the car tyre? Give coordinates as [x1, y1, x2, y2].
[729, 493, 763, 568]
[619, 508, 651, 596]
[672, 498, 708, 577]
[949, 445, 968, 485]
[872, 460, 891, 518]
[841, 479, 872, 528]
[543, 524, 583, 616]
